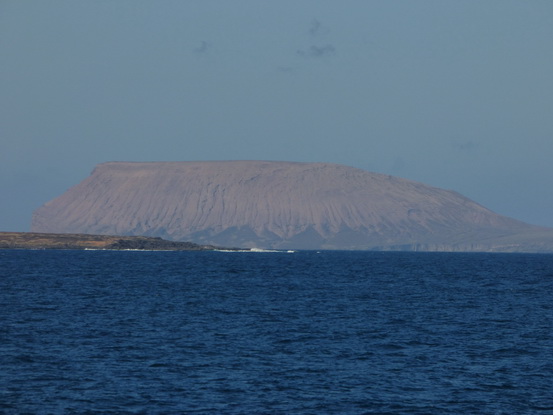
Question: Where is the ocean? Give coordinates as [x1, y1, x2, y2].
[1, 249, 552, 414]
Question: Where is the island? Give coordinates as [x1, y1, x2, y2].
[30, 161, 553, 252]
[0, 232, 240, 251]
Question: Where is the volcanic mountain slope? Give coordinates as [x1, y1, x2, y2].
[32, 161, 553, 251]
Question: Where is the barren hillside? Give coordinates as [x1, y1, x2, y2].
[31, 161, 553, 251]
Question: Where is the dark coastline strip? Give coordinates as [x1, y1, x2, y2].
[0, 232, 237, 251]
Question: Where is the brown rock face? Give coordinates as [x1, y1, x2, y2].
[31, 161, 553, 251]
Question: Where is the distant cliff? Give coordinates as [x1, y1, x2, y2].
[32, 161, 553, 252]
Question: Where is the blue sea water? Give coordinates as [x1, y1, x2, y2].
[1, 250, 553, 414]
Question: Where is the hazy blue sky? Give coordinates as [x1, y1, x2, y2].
[2, 1, 553, 231]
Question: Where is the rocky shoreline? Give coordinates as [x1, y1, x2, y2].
[0, 232, 240, 251]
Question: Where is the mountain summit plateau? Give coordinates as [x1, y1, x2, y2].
[31, 161, 553, 251]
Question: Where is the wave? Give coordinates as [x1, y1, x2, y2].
[215, 248, 295, 253]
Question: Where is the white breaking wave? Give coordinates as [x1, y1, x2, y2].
[214, 248, 295, 253]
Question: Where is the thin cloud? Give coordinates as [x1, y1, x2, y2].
[194, 41, 210, 54]
[297, 19, 334, 58]
[454, 141, 479, 152]
[297, 44, 335, 58]
[309, 19, 330, 36]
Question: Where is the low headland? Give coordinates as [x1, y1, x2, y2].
[0, 232, 240, 251]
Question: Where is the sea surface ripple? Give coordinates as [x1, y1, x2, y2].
[1, 250, 553, 414]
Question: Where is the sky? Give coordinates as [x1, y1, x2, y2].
[1, 0, 553, 231]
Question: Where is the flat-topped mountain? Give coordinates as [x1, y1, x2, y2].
[32, 161, 553, 251]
